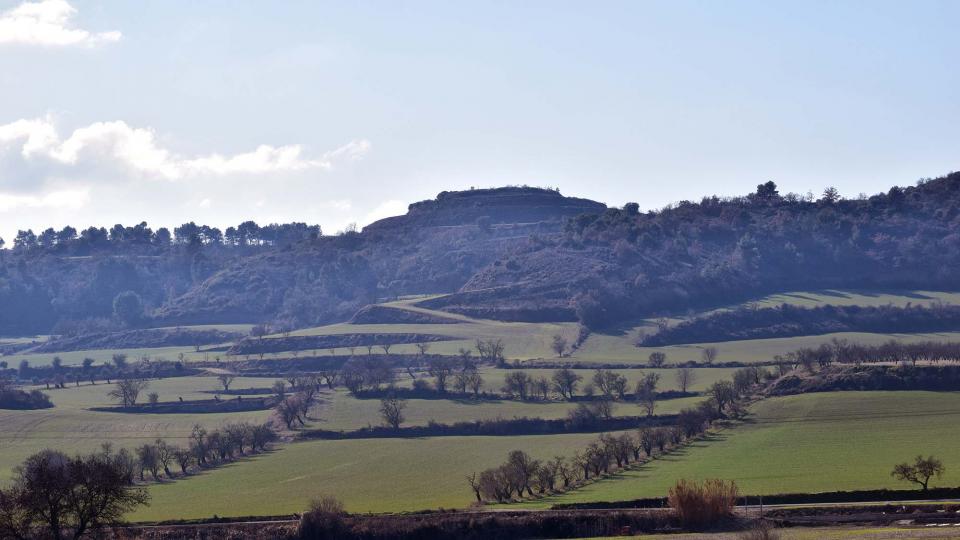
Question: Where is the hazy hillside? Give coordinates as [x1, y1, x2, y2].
[3, 175, 960, 336]
[0, 187, 603, 334]
[432, 172, 960, 328]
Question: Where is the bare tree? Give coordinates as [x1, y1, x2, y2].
[708, 381, 736, 416]
[0, 449, 149, 540]
[701, 347, 718, 365]
[379, 395, 407, 430]
[551, 368, 582, 400]
[217, 372, 236, 392]
[427, 357, 455, 393]
[891, 456, 945, 491]
[108, 378, 149, 407]
[551, 334, 568, 358]
[648, 351, 667, 367]
[675, 367, 695, 393]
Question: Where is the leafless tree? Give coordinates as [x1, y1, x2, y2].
[648, 351, 667, 367]
[108, 378, 149, 407]
[892, 456, 945, 491]
[379, 395, 407, 430]
[551, 334, 568, 358]
[701, 346, 719, 364]
[551, 368, 582, 400]
[675, 367, 695, 393]
[427, 357, 455, 393]
[217, 372, 236, 392]
[0, 449, 149, 540]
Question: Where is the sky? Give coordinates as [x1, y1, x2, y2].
[0, 0, 958, 243]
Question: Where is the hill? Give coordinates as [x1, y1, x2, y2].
[0, 187, 603, 334]
[432, 173, 960, 328]
[3, 174, 960, 336]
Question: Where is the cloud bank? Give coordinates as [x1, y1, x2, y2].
[0, 0, 121, 47]
[0, 116, 371, 180]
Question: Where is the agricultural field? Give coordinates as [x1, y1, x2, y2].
[129, 390, 960, 520]
[514, 391, 960, 509]
[4, 289, 960, 525]
[0, 375, 276, 479]
[135, 430, 630, 520]
[2, 346, 214, 368]
[317, 388, 704, 431]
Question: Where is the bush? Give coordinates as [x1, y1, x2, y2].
[299, 496, 347, 539]
[668, 478, 738, 530]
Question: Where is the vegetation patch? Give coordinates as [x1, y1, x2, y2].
[642, 304, 960, 346]
[350, 304, 461, 325]
[25, 327, 243, 354]
[91, 396, 276, 414]
[227, 333, 458, 355]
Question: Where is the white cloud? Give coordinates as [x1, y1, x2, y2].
[0, 187, 89, 211]
[0, 116, 371, 180]
[0, 0, 121, 47]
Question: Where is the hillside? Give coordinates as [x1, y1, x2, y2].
[3, 175, 960, 335]
[431, 173, 960, 328]
[0, 187, 603, 334]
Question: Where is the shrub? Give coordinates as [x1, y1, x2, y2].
[667, 478, 738, 530]
[299, 495, 347, 539]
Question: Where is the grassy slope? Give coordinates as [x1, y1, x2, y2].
[0, 376, 276, 479]
[248, 289, 960, 366]
[514, 391, 960, 508]
[135, 431, 623, 520]
[9, 289, 960, 368]
[317, 389, 704, 431]
[135, 390, 960, 520]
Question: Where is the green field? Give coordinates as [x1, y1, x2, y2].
[9, 289, 960, 369]
[241, 290, 960, 366]
[514, 391, 960, 509]
[317, 388, 704, 431]
[0, 376, 276, 479]
[135, 430, 624, 520]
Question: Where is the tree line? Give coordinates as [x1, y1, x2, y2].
[641, 303, 960, 346]
[468, 368, 763, 503]
[4, 220, 322, 254]
[775, 339, 960, 370]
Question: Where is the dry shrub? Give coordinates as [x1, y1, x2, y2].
[667, 478, 738, 529]
[738, 520, 781, 540]
[299, 495, 347, 539]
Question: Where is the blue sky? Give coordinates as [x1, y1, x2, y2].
[0, 0, 958, 242]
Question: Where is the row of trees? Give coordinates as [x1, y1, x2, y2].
[7, 220, 322, 253]
[468, 368, 762, 503]
[778, 339, 960, 370]
[133, 421, 276, 481]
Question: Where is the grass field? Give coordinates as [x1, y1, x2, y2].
[0, 376, 276, 479]
[127, 390, 960, 520]
[513, 391, 960, 509]
[317, 388, 704, 431]
[135, 430, 630, 520]
[8, 289, 960, 369]
[243, 290, 960, 366]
